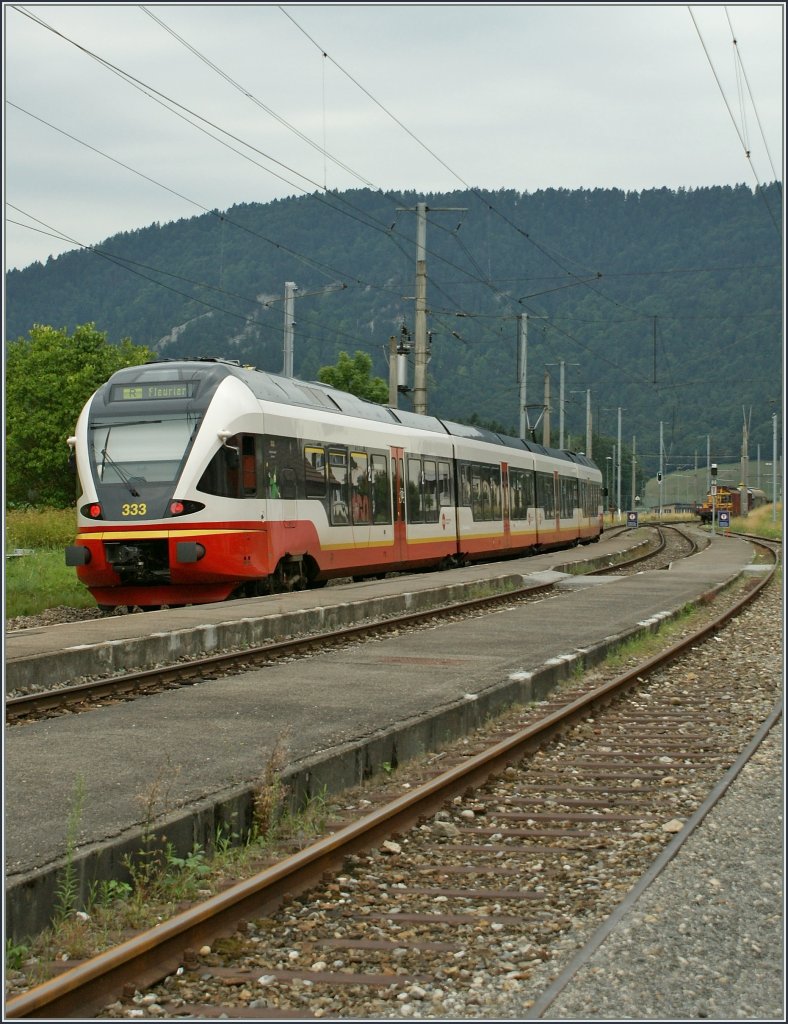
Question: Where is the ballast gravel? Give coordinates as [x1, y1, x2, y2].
[8, 550, 783, 1021]
[539, 719, 784, 1022]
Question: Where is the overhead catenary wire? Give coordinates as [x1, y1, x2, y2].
[724, 7, 780, 184]
[278, 4, 656, 321]
[7, 4, 780, 428]
[11, 5, 508, 323]
[13, 4, 779, 334]
[688, 5, 780, 234]
[5, 206, 399, 358]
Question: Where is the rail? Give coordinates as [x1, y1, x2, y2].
[6, 541, 777, 1018]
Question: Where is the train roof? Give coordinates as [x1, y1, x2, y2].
[136, 358, 598, 469]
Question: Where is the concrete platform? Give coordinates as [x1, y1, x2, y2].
[4, 527, 755, 940]
[5, 527, 650, 691]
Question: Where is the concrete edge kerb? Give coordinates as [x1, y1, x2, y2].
[7, 538, 653, 692]
[5, 565, 733, 943]
[6, 576, 526, 691]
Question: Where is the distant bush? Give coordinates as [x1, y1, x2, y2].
[6, 507, 77, 550]
[731, 503, 783, 541]
[6, 323, 151, 506]
[5, 548, 94, 618]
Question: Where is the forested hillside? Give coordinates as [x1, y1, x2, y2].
[6, 183, 782, 479]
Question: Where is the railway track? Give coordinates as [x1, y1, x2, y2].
[5, 534, 779, 1019]
[6, 526, 686, 724]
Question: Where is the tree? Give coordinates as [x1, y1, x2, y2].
[317, 350, 388, 404]
[5, 323, 152, 507]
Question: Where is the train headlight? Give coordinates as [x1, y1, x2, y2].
[81, 503, 103, 520]
[167, 500, 205, 517]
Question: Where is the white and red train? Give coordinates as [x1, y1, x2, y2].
[65, 358, 604, 610]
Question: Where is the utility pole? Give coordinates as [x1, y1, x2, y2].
[398, 201, 465, 415]
[388, 335, 398, 407]
[519, 314, 550, 440]
[617, 407, 623, 517]
[711, 461, 718, 534]
[518, 315, 528, 440]
[545, 359, 578, 449]
[413, 203, 428, 415]
[654, 419, 659, 520]
[586, 390, 592, 458]
[631, 435, 637, 512]
[740, 406, 751, 516]
[282, 281, 297, 377]
[269, 280, 345, 377]
[605, 442, 614, 516]
[773, 412, 778, 522]
[569, 388, 592, 456]
[706, 435, 711, 494]
[542, 372, 551, 447]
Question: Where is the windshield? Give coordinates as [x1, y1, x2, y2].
[89, 416, 200, 486]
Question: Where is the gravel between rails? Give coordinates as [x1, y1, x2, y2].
[539, 720, 784, 1022]
[88, 569, 782, 1021]
[510, 575, 785, 1022]
[5, 547, 781, 1019]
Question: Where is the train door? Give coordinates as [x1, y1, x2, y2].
[391, 445, 407, 561]
[349, 450, 371, 546]
[263, 436, 297, 528]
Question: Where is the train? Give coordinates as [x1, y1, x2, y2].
[695, 484, 768, 524]
[65, 358, 604, 610]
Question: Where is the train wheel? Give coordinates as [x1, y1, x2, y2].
[303, 556, 326, 589]
[273, 557, 309, 592]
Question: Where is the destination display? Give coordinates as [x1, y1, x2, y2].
[111, 382, 197, 401]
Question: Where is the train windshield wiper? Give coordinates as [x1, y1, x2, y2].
[97, 427, 140, 497]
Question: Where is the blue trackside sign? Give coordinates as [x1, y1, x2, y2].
[718, 510, 730, 529]
[627, 511, 638, 528]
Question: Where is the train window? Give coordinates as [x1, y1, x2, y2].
[510, 468, 525, 518]
[329, 449, 350, 524]
[407, 457, 424, 523]
[558, 476, 577, 518]
[423, 460, 439, 522]
[242, 436, 257, 496]
[93, 415, 197, 487]
[350, 451, 371, 524]
[515, 467, 535, 518]
[405, 456, 441, 523]
[468, 463, 502, 521]
[280, 468, 297, 501]
[459, 464, 472, 506]
[198, 444, 234, 497]
[471, 467, 483, 519]
[197, 433, 257, 499]
[536, 471, 556, 518]
[304, 446, 327, 499]
[370, 454, 391, 524]
[489, 466, 502, 519]
[439, 462, 452, 506]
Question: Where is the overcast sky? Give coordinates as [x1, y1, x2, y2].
[3, 2, 784, 272]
